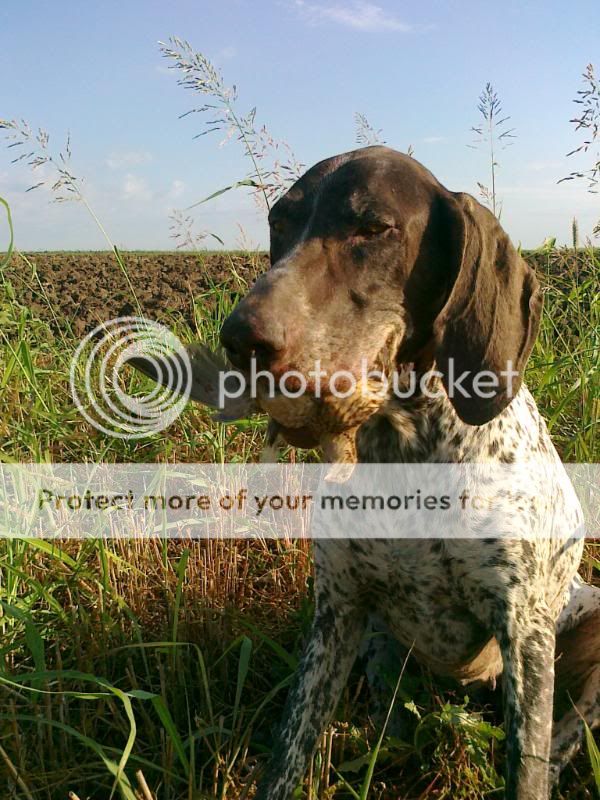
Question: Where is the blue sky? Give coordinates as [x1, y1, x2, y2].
[1, 0, 599, 250]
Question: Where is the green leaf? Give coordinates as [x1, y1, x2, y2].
[149, 695, 190, 775]
[404, 700, 422, 719]
[584, 719, 600, 792]
[0, 601, 46, 673]
[172, 548, 190, 644]
[238, 617, 298, 670]
[233, 635, 252, 728]
[338, 752, 375, 773]
[186, 179, 260, 209]
[0, 196, 14, 269]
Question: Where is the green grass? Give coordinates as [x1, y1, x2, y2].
[526, 245, 599, 463]
[0, 243, 598, 799]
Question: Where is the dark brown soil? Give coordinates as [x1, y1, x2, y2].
[4, 249, 592, 336]
[7, 251, 269, 334]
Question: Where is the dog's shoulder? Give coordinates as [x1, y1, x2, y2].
[358, 382, 556, 465]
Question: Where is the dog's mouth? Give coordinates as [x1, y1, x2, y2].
[250, 331, 403, 448]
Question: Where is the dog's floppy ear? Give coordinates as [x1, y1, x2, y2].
[433, 192, 543, 426]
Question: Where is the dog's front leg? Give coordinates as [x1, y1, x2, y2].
[255, 604, 365, 800]
[498, 607, 556, 800]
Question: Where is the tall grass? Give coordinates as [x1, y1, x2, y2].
[0, 239, 598, 798]
[526, 243, 599, 462]
[468, 83, 516, 218]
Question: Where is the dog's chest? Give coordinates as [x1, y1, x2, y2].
[316, 539, 492, 672]
[330, 386, 578, 673]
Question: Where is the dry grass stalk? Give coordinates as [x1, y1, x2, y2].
[136, 769, 155, 800]
[0, 743, 35, 800]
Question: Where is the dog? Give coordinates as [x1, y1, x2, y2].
[214, 146, 599, 799]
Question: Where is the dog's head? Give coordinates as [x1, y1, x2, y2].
[220, 146, 542, 426]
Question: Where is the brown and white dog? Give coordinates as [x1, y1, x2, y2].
[154, 146, 600, 799]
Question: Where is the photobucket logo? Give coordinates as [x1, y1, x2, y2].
[217, 358, 520, 407]
[70, 317, 192, 438]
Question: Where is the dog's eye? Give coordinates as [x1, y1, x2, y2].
[355, 221, 390, 238]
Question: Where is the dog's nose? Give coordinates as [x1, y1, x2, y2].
[220, 308, 286, 368]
